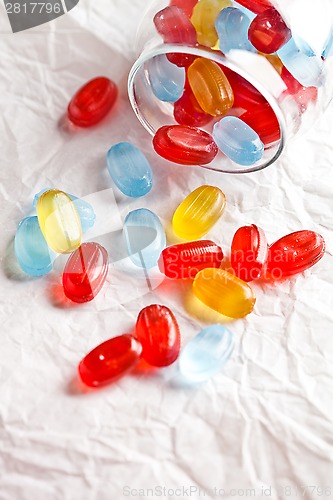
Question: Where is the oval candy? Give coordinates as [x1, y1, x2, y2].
[215, 7, 255, 53]
[148, 55, 186, 103]
[190, 0, 232, 48]
[248, 7, 291, 54]
[231, 224, 268, 282]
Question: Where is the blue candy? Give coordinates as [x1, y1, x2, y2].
[215, 7, 256, 54]
[213, 116, 264, 166]
[123, 208, 166, 269]
[148, 54, 186, 102]
[33, 189, 96, 233]
[15, 216, 56, 276]
[278, 37, 325, 88]
[179, 324, 234, 383]
[107, 142, 153, 198]
[322, 28, 333, 59]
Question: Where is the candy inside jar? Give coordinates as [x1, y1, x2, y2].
[128, 0, 333, 173]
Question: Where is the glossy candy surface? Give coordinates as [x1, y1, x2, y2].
[267, 230, 325, 279]
[158, 240, 224, 279]
[235, 0, 273, 14]
[153, 125, 218, 165]
[63, 242, 109, 303]
[281, 67, 318, 113]
[33, 189, 96, 233]
[221, 66, 267, 110]
[191, 0, 232, 48]
[213, 116, 264, 166]
[173, 86, 213, 127]
[78, 334, 142, 387]
[107, 142, 153, 197]
[193, 268, 256, 318]
[172, 185, 226, 240]
[148, 55, 186, 102]
[15, 216, 55, 276]
[124, 209, 166, 269]
[215, 7, 255, 53]
[170, 0, 198, 18]
[136, 304, 181, 367]
[37, 189, 82, 254]
[239, 104, 280, 145]
[231, 224, 268, 282]
[248, 8, 291, 54]
[187, 58, 234, 116]
[68, 77, 118, 127]
[179, 324, 234, 382]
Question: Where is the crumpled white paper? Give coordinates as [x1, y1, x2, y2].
[0, 1, 333, 498]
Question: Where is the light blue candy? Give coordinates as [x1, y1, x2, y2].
[123, 208, 166, 269]
[215, 7, 256, 54]
[148, 54, 186, 102]
[107, 142, 153, 198]
[14, 216, 56, 276]
[277, 37, 325, 88]
[179, 324, 234, 383]
[322, 28, 333, 59]
[213, 116, 264, 166]
[33, 188, 96, 233]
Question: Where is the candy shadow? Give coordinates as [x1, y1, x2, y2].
[2, 238, 36, 282]
[47, 274, 82, 309]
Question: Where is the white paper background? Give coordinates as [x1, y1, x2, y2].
[0, 1, 333, 499]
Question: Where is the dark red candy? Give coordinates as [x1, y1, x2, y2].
[68, 77, 118, 127]
[222, 66, 268, 111]
[239, 104, 280, 145]
[169, 0, 198, 18]
[173, 86, 213, 127]
[158, 240, 224, 279]
[78, 334, 142, 387]
[63, 242, 109, 303]
[281, 67, 318, 113]
[236, 0, 273, 14]
[153, 125, 218, 165]
[267, 230, 325, 279]
[136, 305, 181, 367]
[231, 225, 268, 282]
[248, 8, 291, 54]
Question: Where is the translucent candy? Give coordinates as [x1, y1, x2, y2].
[78, 335, 142, 387]
[179, 324, 234, 382]
[231, 224, 268, 282]
[221, 66, 267, 110]
[213, 116, 264, 166]
[37, 189, 82, 254]
[170, 0, 198, 18]
[153, 6, 197, 45]
[235, 0, 273, 14]
[215, 7, 256, 54]
[148, 55, 186, 102]
[106, 143, 153, 198]
[173, 86, 213, 127]
[14, 216, 55, 277]
[172, 185, 226, 240]
[322, 28, 333, 59]
[277, 37, 325, 88]
[281, 67, 318, 113]
[187, 58, 234, 116]
[267, 230, 325, 279]
[33, 189, 96, 233]
[68, 77, 118, 127]
[136, 304, 181, 367]
[124, 208, 166, 269]
[153, 125, 218, 165]
[158, 240, 224, 279]
[248, 7, 291, 54]
[62, 242, 109, 303]
[239, 104, 281, 145]
[193, 268, 256, 318]
[190, 0, 232, 48]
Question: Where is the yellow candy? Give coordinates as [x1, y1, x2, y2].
[172, 185, 226, 240]
[188, 58, 234, 116]
[193, 268, 256, 319]
[37, 189, 82, 254]
[191, 0, 232, 48]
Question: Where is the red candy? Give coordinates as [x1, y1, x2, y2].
[231, 225, 268, 282]
[63, 242, 109, 303]
[153, 125, 218, 165]
[136, 305, 181, 367]
[173, 86, 213, 127]
[240, 104, 281, 145]
[159, 240, 224, 279]
[222, 66, 268, 111]
[68, 77, 118, 127]
[267, 230, 325, 279]
[235, 0, 273, 14]
[169, 0, 198, 18]
[78, 334, 142, 387]
[281, 67, 318, 113]
[248, 8, 291, 54]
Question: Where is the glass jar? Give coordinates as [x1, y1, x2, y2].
[128, 0, 333, 174]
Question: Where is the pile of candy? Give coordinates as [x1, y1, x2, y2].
[14, 71, 326, 388]
[146, 0, 328, 168]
